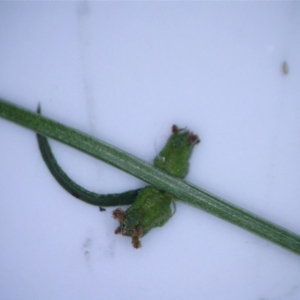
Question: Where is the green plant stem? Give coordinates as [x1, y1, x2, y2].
[1, 98, 300, 255]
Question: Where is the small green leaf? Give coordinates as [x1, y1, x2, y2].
[113, 125, 199, 248]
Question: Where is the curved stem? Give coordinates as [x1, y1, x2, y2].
[37, 132, 141, 206]
[1, 98, 300, 255]
[36, 104, 140, 207]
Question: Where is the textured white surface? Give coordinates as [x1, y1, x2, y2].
[1, 2, 300, 300]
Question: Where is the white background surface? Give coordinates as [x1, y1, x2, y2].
[1, 2, 300, 300]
